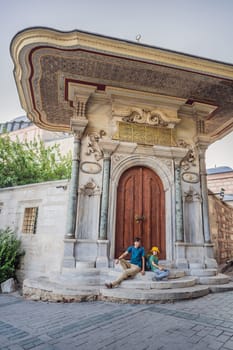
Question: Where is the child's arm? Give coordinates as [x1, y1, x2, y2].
[141, 256, 145, 275]
[151, 260, 164, 270]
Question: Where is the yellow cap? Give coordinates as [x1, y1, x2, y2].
[151, 246, 160, 253]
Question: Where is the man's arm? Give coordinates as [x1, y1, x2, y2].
[115, 250, 128, 264]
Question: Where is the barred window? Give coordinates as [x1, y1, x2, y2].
[22, 207, 38, 234]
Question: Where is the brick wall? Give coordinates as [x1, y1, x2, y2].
[209, 191, 233, 264]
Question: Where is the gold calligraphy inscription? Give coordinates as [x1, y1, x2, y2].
[113, 122, 177, 146]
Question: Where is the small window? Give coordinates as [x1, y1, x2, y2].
[22, 207, 38, 234]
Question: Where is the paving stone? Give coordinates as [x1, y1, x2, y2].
[2, 293, 233, 349]
[210, 329, 224, 337]
[223, 340, 233, 349]
[207, 340, 224, 350]
[217, 334, 231, 343]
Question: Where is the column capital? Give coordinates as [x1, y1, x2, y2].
[70, 117, 88, 139]
[153, 145, 187, 161]
[195, 135, 211, 157]
[99, 139, 119, 159]
[194, 135, 211, 147]
[68, 82, 97, 118]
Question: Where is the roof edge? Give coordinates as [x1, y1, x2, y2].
[10, 27, 233, 80]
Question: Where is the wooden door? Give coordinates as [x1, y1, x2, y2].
[115, 166, 166, 259]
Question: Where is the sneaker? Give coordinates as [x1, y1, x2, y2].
[105, 282, 113, 289]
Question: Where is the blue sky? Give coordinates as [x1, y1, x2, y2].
[1, 0, 233, 168]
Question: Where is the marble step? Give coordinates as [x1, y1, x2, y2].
[100, 285, 210, 303]
[23, 278, 100, 302]
[198, 274, 230, 285]
[75, 261, 95, 269]
[62, 267, 100, 275]
[105, 269, 185, 280]
[190, 269, 217, 277]
[118, 276, 198, 290]
[50, 269, 101, 285]
[209, 282, 233, 293]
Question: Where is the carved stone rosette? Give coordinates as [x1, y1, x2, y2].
[79, 179, 101, 197]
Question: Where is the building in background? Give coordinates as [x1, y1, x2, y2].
[0, 115, 73, 156]
[207, 166, 233, 206]
[0, 115, 32, 134]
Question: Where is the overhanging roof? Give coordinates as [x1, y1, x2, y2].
[10, 27, 233, 142]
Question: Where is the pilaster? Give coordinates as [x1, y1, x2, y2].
[96, 139, 118, 267]
[98, 139, 119, 240]
[195, 136, 211, 244]
[63, 84, 95, 268]
[174, 162, 184, 242]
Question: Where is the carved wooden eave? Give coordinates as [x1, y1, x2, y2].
[10, 27, 233, 143]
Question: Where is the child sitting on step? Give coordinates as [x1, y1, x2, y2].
[149, 246, 169, 281]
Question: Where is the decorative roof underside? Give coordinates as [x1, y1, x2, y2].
[11, 28, 233, 142]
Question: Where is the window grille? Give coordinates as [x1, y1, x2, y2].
[22, 207, 38, 234]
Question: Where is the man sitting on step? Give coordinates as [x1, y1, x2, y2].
[105, 237, 145, 288]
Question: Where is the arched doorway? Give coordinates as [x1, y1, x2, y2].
[115, 166, 166, 259]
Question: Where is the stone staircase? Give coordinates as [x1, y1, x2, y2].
[22, 264, 233, 303]
[100, 267, 233, 303]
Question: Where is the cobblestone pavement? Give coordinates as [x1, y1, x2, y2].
[1, 292, 233, 350]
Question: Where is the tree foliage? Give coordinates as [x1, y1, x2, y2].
[0, 227, 24, 283]
[0, 136, 72, 188]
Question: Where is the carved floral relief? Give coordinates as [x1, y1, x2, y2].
[79, 179, 101, 196]
[86, 130, 106, 161]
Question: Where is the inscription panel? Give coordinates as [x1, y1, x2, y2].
[113, 122, 177, 146]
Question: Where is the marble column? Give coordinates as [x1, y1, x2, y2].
[65, 133, 81, 239]
[174, 160, 188, 268]
[99, 154, 111, 240]
[175, 163, 184, 242]
[197, 141, 211, 243]
[63, 123, 87, 268]
[96, 140, 118, 267]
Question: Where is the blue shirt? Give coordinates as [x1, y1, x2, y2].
[127, 246, 145, 268]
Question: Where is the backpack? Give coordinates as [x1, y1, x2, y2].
[145, 253, 152, 271]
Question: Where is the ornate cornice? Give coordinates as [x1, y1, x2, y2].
[11, 27, 233, 80]
[10, 27, 233, 140]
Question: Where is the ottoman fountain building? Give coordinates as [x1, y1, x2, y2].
[10, 28, 233, 301]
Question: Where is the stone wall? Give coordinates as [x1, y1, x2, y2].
[2, 179, 233, 283]
[0, 180, 69, 283]
[209, 191, 233, 264]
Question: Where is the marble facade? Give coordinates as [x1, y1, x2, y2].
[10, 28, 233, 275]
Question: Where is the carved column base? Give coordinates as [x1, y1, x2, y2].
[62, 239, 77, 268]
[96, 240, 109, 268]
[175, 242, 189, 269]
[204, 243, 218, 268]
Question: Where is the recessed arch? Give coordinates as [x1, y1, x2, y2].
[108, 154, 175, 262]
[115, 166, 166, 258]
